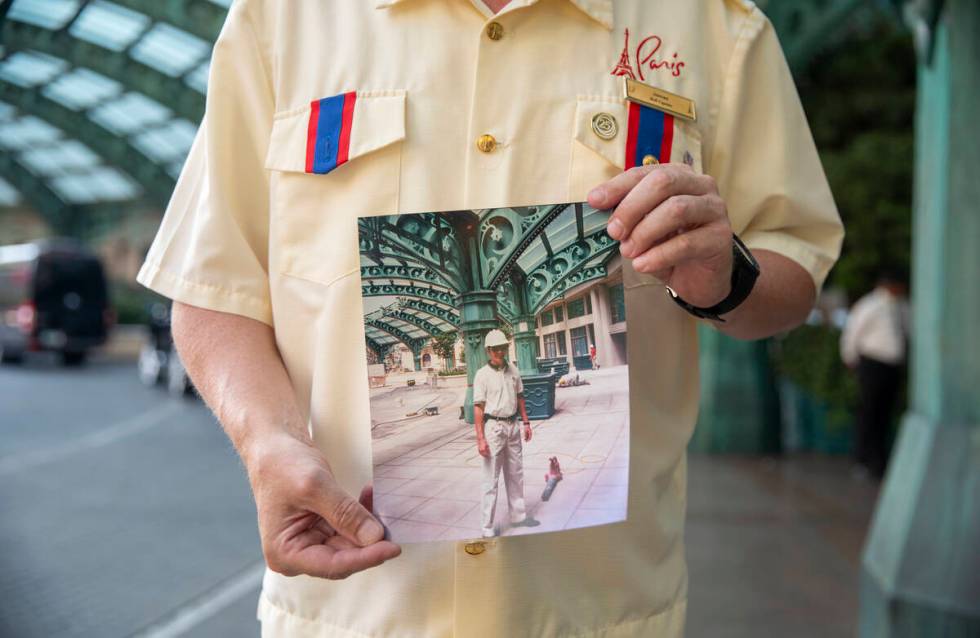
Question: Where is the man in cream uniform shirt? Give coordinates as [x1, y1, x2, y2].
[137, 0, 843, 635]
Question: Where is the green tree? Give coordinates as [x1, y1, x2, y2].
[430, 332, 458, 371]
[797, 16, 916, 301]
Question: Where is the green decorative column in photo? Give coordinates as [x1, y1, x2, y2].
[860, 3, 980, 634]
[514, 313, 558, 420]
[411, 344, 423, 372]
[459, 290, 499, 424]
[513, 314, 539, 375]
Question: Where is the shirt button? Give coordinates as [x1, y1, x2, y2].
[486, 21, 504, 41]
[464, 541, 487, 556]
[476, 134, 497, 153]
[642, 154, 660, 166]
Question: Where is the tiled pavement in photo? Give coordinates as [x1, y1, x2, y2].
[371, 365, 630, 542]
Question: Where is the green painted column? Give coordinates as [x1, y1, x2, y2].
[860, 3, 980, 634]
[690, 325, 782, 454]
[459, 290, 498, 424]
[513, 314, 540, 375]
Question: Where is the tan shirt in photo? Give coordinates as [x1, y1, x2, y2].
[473, 361, 525, 419]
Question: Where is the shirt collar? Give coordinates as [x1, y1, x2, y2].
[375, 0, 614, 31]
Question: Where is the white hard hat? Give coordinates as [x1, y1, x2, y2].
[484, 329, 509, 348]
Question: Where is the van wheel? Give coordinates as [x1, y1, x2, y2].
[61, 350, 87, 366]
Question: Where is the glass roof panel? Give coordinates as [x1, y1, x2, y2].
[131, 118, 198, 163]
[516, 206, 610, 274]
[20, 140, 101, 176]
[42, 67, 123, 111]
[0, 115, 62, 151]
[88, 92, 172, 135]
[7, 0, 82, 30]
[184, 61, 210, 94]
[0, 177, 21, 207]
[49, 166, 140, 204]
[129, 23, 211, 77]
[69, 0, 152, 52]
[0, 50, 69, 88]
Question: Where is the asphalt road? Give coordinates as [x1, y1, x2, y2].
[0, 352, 263, 638]
[0, 351, 873, 637]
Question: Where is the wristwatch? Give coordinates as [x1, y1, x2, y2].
[666, 234, 760, 322]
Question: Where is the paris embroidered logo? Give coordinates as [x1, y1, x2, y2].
[611, 28, 686, 80]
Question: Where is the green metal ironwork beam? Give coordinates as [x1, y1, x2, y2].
[365, 336, 386, 363]
[480, 204, 571, 290]
[494, 284, 519, 323]
[359, 215, 467, 293]
[526, 231, 619, 313]
[2, 20, 205, 123]
[531, 265, 609, 316]
[0, 81, 174, 203]
[110, 0, 227, 42]
[361, 282, 459, 311]
[364, 318, 427, 351]
[378, 309, 449, 338]
[396, 298, 460, 327]
[360, 263, 458, 292]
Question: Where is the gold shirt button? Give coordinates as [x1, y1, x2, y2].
[464, 541, 487, 556]
[642, 154, 660, 166]
[591, 112, 618, 140]
[486, 21, 504, 41]
[476, 134, 497, 153]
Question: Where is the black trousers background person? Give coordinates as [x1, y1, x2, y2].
[855, 355, 903, 479]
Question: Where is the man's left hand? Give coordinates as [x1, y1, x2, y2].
[523, 423, 532, 442]
[588, 164, 734, 309]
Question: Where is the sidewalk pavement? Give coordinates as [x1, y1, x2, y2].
[372, 365, 630, 542]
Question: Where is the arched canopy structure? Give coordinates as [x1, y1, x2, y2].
[0, 0, 226, 236]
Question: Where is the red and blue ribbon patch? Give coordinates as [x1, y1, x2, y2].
[305, 92, 357, 174]
[624, 102, 674, 169]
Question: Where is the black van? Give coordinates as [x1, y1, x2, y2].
[0, 240, 112, 365]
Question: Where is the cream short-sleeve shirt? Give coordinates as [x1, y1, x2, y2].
[473, 362, 524, 419]
[137, 1, 844, 636]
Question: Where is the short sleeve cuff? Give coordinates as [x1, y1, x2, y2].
[741, 231, 836, 295]
[136, 261, 273, 327]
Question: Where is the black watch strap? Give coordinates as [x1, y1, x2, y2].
[667, 234, 760, 322]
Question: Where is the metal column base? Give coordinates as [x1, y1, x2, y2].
[859, 412, 980, 636]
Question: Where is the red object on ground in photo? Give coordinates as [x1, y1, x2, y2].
[541, 456, 564, 501]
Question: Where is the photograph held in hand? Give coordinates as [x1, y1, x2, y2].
[358, 204, 632, 543]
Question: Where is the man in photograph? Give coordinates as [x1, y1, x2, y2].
[473, 329, 540, 538]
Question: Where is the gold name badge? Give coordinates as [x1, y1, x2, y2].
[623, 78, 697, 122]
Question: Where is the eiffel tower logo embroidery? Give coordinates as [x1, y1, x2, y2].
[611, 28, 636, 79]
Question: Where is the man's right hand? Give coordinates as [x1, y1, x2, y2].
[477, 437, 490, 458]
[245, 433, 401, 580]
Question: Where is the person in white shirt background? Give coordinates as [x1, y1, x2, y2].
[840, 268, 911, 479]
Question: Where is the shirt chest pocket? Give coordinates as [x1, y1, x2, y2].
[265, 90, 406, 285]
[569, 96, 704, 201]
[570, 96, 704, 289]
